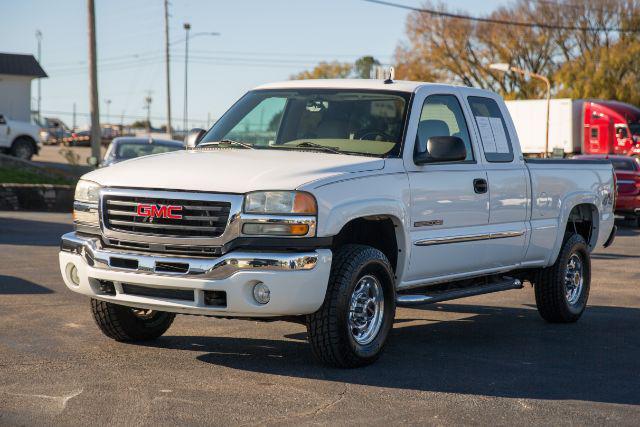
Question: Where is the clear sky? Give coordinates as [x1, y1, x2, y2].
[1, 0, 507, 129]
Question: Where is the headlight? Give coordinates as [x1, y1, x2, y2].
[73, 180, 100, 229]
[243, 191, 317, 215]
[242, 191, 317, 237]
[74, 179, 101, 204]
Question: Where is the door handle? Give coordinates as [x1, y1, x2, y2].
[473, 178, 488, 194]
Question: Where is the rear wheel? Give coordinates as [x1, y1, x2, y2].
[534, 234, 590, 323]
[10, 137, 35, 160]
[306, 244, 396, 368]
[90, 299, 175, 341]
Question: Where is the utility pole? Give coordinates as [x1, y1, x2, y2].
[72, 102, 76, 130]
[183, 22, 191, 133]
[164, 0, 172, 137]
[35, 30, 42, 124]
[87, 0, 101, 161]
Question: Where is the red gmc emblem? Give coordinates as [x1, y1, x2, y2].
[136, 204, 183, 219]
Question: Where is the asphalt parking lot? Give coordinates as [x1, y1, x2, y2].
[1, 211, 639, 426]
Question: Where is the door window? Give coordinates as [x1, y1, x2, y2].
[468, 96, 514, 162]
[415, 94, 474, 162]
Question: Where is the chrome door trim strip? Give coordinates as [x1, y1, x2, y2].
[414, 230, 525, 246]
[489, 230, 526, 239]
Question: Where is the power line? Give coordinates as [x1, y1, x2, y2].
[362, 0, 639, 32]
[41, 109, 208, 123]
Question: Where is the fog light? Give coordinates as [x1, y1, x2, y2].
[252, 282, 270, 304]
[66, 263, 80, 286]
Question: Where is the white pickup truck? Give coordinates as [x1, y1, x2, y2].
[59, 79, 617, 367]
[0, 113, 42, 160]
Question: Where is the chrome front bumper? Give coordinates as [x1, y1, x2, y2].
[61, 232, 319, 280]
[59, 232, 333, 317]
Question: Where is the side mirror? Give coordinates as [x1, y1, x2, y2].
[86, 156, 99, 166]
[414, 136, 466, 164]
[185, 128, 206, 148]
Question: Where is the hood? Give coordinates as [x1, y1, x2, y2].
[84, 149, 385, 193]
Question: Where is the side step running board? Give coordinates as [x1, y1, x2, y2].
[396, 278, 523, 306]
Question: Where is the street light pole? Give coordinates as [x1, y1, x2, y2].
[489, 63, 551, 158]
[183, 22, 191, 134]
[164, 0, 172, 138]
[35, 30, 42, 124]
[175, 27, 219, 136]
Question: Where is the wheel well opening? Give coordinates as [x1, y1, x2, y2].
[12, 135, 37, 149]
[566, 204, 596, 249]
[333, 217, 399, 273]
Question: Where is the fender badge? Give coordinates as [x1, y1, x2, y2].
[415, 219, 443, 227]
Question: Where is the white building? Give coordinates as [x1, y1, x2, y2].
[0, 53, 47, 122]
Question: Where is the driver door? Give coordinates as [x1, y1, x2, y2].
[402, 87, 490, 284]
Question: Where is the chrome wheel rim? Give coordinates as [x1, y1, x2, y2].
[348, 274, 384, 345]
[564, 253, 584, 305]
[131, 308, 155, 319]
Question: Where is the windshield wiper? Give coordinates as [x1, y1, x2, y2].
[293, 141, 341, 154]
[198, 139, 255, 149]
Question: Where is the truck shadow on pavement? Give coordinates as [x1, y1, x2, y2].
[151, 303, 639, 406]
[0, 217, 72, 246]
[0, 275, 54, 294]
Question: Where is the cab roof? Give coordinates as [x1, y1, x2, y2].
[253, 79, 465, 93]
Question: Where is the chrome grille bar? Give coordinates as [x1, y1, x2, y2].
[102, 191, 233, 239]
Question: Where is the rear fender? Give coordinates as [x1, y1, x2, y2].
[546, 192, 599, 266]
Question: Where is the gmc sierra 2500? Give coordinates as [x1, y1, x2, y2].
[59, 79, 616, 367]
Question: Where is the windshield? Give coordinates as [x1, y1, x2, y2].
[611, 158, 638, 171]
[201, 89, 410, 157]
[629, 123, 640, 137]
[116, 143, 181, 160]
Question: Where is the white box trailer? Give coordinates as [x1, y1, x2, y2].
[505, 98, 583, 155]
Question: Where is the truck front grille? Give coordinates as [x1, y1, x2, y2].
[103, 195, 231, 238]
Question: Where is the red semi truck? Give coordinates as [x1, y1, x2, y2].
[506, 98, 640, 157]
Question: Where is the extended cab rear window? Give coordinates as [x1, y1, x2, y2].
[467, 96, 514, 162]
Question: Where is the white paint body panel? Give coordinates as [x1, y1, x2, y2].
[83, 149, 384, 193]
[60, 249, 333, 316]
[62, 79, 616, 316]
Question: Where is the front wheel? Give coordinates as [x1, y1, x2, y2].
[10, 138, 35, 160]
[306, 244, 396, 368]
[90, 299, 175, 341]
[534, 233, 591, 323]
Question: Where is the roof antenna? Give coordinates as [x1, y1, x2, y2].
[384, 66, 395, 84]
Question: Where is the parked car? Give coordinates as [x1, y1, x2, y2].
[59, 79, 616, 368]
[101, 137, 184, 167]
[0, 113, 42, 160]
[574, 154, 640, 226]
[39, 117, 73, 145]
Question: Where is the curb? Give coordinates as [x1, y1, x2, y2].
[0, 184, 74, 212]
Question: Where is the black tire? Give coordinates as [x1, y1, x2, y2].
[535, 233, 591, 323]
[90, 298, 175, 341]
[10, 137, 35, 160]
[306, 244, 396, 368]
